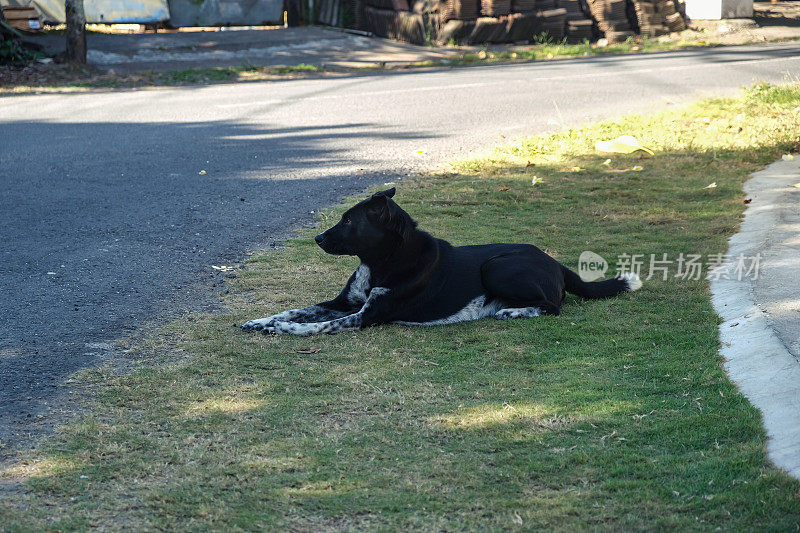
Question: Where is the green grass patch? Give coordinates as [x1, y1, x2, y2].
[444, 36, 714, 66]
[2, 83, 800, 530]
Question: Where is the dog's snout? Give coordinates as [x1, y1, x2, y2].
[315, 233, 325, 245]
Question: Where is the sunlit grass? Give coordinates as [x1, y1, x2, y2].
[3, 456, 81, 481]
[2, 83, 800, 530]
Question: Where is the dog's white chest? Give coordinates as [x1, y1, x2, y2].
[347, 264, 371, 304]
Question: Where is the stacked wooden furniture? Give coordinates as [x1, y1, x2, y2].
[365, 0, 582, 44]
[560, 0, 594, 43]
[1, 6, 41, 32]
[627, 0, 685, 36]
[585, 0, 634, 42]
[582, 0, 685, 41]
[506, 0, 540, 43]
[360, 0, 686, 45]
[364, 0, 427, 43]
[537, 3, 567, 41]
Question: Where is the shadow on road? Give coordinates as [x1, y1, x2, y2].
[0, 118, 439, 461]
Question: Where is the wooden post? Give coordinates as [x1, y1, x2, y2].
[285, 0, 302, 26]
[65, 0, 87, 64]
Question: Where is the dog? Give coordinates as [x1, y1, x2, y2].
[241, 188, 641, 336]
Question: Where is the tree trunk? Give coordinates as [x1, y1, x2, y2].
[65, 0, 86, 64]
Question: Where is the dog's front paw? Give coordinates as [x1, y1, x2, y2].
[493, 307, 541, 320]
[270, 321, 316, 336]
[241, 318, 276, 331]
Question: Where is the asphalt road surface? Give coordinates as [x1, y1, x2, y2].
[2, 42, 800, 458]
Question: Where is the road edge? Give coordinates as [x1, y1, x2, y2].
[710, 158, 800, 480]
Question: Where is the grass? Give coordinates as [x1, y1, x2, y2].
[2, 82, 800, 530]
[441, 35, 716, 66]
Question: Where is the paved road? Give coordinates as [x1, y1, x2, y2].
[2, 42, 800, 457]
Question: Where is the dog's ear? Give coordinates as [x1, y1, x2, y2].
[366, 193, 416, 242]
[366, 193, 390, 220]
[371, 187, 396, 199]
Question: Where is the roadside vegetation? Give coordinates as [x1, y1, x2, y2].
[0, 20, 43, 65]
[1, 33, 786, 94]
[2, 82, 800, 530]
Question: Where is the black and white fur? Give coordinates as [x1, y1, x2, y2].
[241, 188, 641, 336]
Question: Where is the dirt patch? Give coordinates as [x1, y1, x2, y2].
[0, 62, 109, 90]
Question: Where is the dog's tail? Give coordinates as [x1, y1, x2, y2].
[561, 265, 642, 299]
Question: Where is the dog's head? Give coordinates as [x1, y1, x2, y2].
[315, 187, 417, 260]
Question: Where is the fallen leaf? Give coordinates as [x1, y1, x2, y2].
[791, 183, 800, 188]
[782, 154, 795, 161]
[602, 158, 612, 166]
[499, 186, 510, 191]
[705, 182, 717, 189]
[531, 176, 543, 185]
[600, 430, 617, 443]
[198, 170, 207, 175]
[743, 198, 752, 204]
[570, 166, 584, 172]
[297, 346, 322, 354]
[632, 166, 643, 171]
[595, 135, 654, 155]
[415, 149, 426, 155]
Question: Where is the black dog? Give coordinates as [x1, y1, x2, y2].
[241, 188, 641, 336]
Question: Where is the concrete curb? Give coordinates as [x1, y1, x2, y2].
[711, 158, 800, 480]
